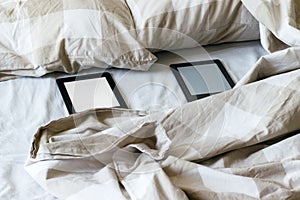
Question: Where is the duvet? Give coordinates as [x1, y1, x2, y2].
[19, 0, 300, 199]
[26, 46, 300, 199]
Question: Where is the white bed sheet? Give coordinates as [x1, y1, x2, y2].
[0, 41, 267, 200]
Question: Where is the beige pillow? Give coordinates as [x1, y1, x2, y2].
[0, 0, 157, 77]
[126, 0, 260, 51]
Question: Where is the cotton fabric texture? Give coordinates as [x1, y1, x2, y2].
[26, 46, 300, 199]
[0, 41, 266, 200]
[23, 1, 300, 198]
[0, 0, 259, 77]
[0, 0, 156, 77]
[127, 0, 259, 51]
[242, 0, 300, 52]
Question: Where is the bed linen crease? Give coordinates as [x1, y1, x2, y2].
[1, 0, 300, 199]
[0, 41, 266, 200]
[242, 0, 300, 52]
[25, 47, 300, 199]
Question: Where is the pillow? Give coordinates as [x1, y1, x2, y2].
[126, 0, 260, 51]
[0, 0, 157, 77]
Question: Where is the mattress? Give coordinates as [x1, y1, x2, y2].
[0, 40, 267, 199]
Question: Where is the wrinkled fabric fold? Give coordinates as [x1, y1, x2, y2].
[26, 46, 300, 199]
[242, 0, 300, 52]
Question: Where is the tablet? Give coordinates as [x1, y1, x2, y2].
[170, 60, 235, 102]
[56, 72, 127, 114]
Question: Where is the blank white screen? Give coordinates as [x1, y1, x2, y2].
[64, 77, 120, 112]
[178, 63, 232, 95]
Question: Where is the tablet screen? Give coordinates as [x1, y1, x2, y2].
[177, 63, 232, 95]
[56, 72, 127, 114]
[64, 77, 119, 112]
[170, 60, 235, 102]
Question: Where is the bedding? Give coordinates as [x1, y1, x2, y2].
[22, 0, 300, 194]
[242, 0, 300, 52]
[0, 41, 267, 200]
[1, 0, 300, 199]
[0, 0, 156, 77]
[0, 0, 259, 78]
[126, 0, 259, 50]
[25, 47, 300, 199]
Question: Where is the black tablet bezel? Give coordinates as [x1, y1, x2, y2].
[170, 59, 235, 102]
[56, 72, 127, 114]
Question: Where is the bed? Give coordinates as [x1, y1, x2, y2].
[1, 0, 300, 200]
